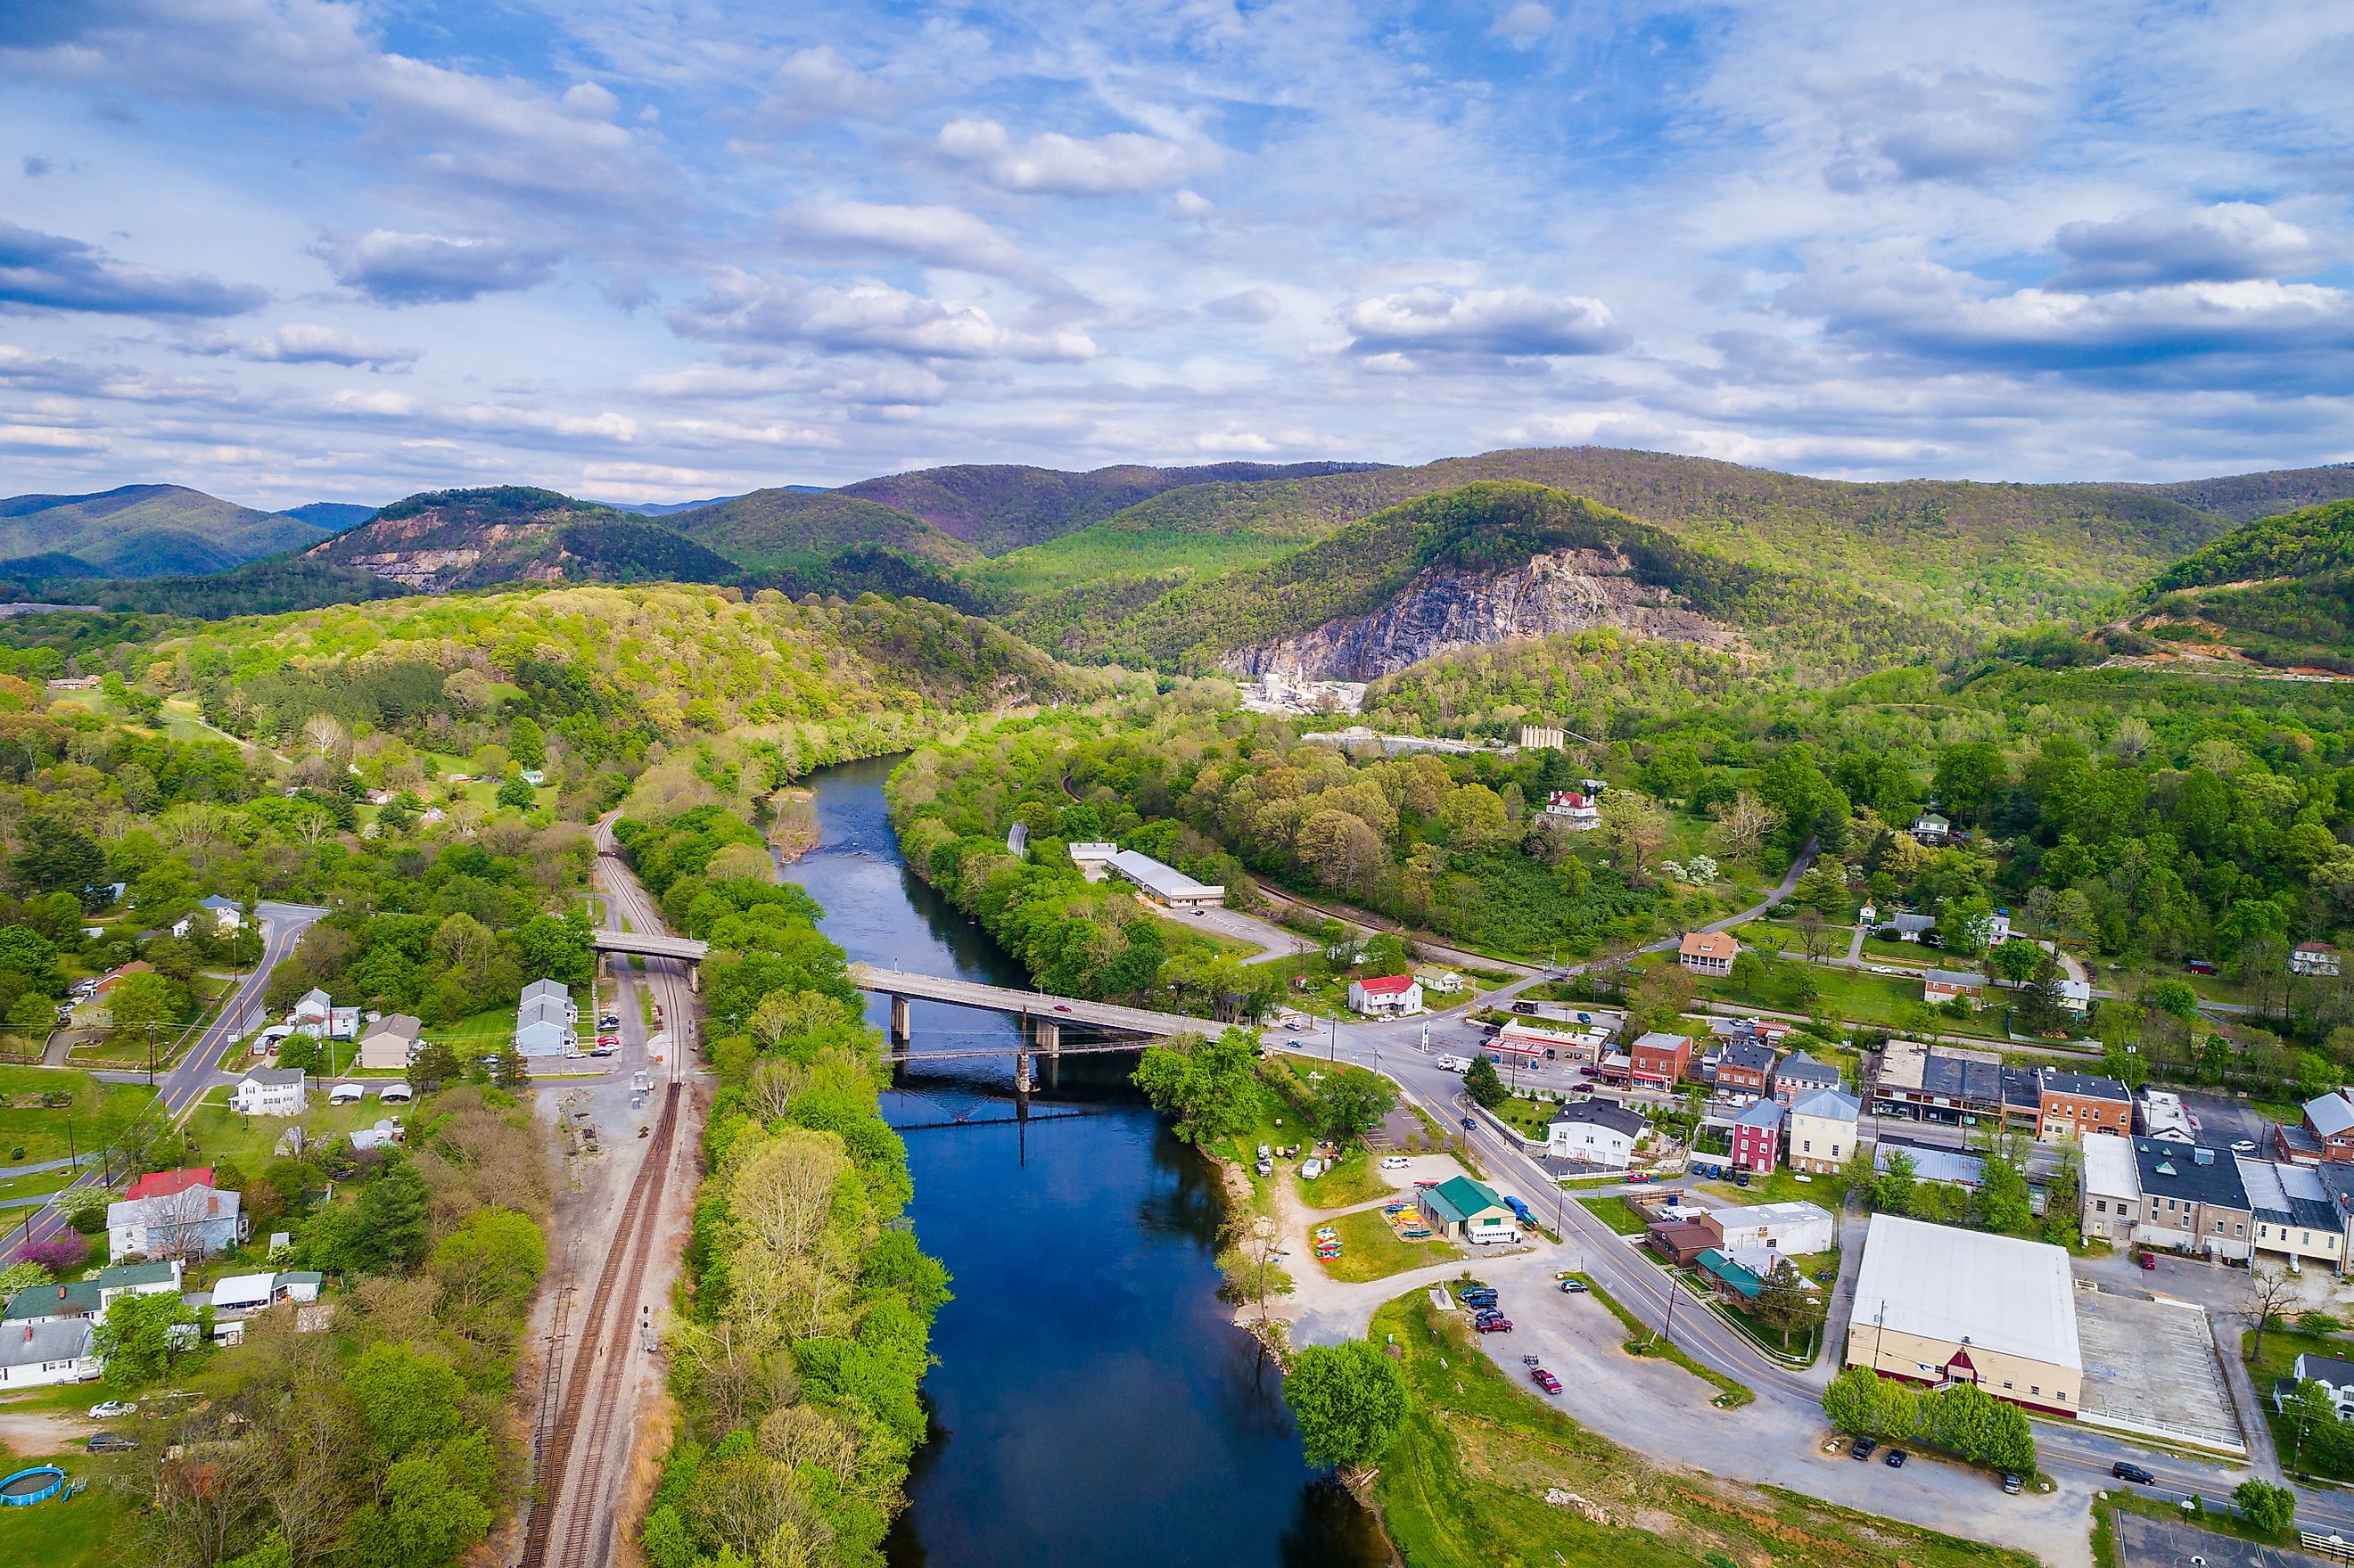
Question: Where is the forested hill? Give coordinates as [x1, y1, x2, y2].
[2138, 464, 2354, 524]
[668, 488, 979, 570]
[1023, 480, 1938, 675]
[2092, 498, 2354, 675]
[308, 485, 739, 592]
[0, 482, 331, 578]
[973, 447, 2235, 633]
[2150, 497, 2354, 591]
[839, 459, 1387, 554]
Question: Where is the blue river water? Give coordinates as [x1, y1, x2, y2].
[775, 756, 1393, 1568]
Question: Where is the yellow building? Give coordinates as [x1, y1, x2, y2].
[1845, 1214, 2083, 1417]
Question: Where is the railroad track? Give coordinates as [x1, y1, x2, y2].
[520, 1075, 681, 1568]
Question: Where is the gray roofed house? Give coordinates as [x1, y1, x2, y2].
[2305, 1091, 2354, 1140]
[1773, 1053, 1841, 1104]
[1874, 1139, 1986, 1188]
[231, 1066, 309, 1116]
[2136, 1139, 2253, 1260]
[1547, 1099, 1648, 1168]
[0, 1317, 99, 1388]
[1889, 911, 1938, 940]
[1791, 1087, 1862, 1121]
[1551, 1100, 1646, 1139]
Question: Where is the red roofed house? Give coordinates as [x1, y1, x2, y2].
[1347, 975, 1424, 1017]
[2294, 942, 2342, 978]
[1679, 931, 1739, 976]
[93, 960, 153, 996]
[126, 1168, 215, 1203]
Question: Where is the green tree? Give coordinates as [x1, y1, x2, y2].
[1312, 1066, 1398, 1141]
[2141, 978, 2202, 1022]
[431, 1207, 547, 1321]
[345, 1341, 468, 1457]
[108, 969, 187, 1030]
[1823, 1367, 1879, 1435]
[506, 714, 547, 769]
[411, 1038, 462, 1089]
[93, 1290, 200, 1383]
[495, 774, 537, 810]
[2235, 1477, 2295, 1533]
[1977, 1152, 2033, 1235]
[1751, 1259, 1825, 1351]
[1463, 1054, 1509, 1110]
[1932, 743, 2009, 823]
[353, 1157, 433, 1273]
[1131, 1028, 1262, 1145]
[1871, 1150, 1916, 1215]
[517, 910, 595, 988]
[348, 1449, 493, 1568]
[1988, 939, 2043, 983]
[1795, 860, 1848, 917]
[4, 990, 57, 1038]
[1283, 1341, 1408, 1482]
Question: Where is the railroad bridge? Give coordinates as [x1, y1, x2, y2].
[591, 927, 709, 987]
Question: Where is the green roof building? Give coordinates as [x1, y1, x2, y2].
[1419, 1176, 1519, 1244]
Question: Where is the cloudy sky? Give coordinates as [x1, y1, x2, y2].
[4, 0, 2351, 508]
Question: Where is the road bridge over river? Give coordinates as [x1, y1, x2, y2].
[847, 961, 1229, 1095]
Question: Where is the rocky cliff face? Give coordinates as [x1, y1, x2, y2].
[1220, 546, 1741, 682]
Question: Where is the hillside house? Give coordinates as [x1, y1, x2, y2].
[109, 1185, 244, 1262]
[2281, 1352, 2354, 1419]
[1912, 812, 1951, 843]
[1887, 911, 1938, 942]
[514, 979, 577, 1058]
[1543, 791, 1601, 830]
[1678, 931, 1738, 976]
[2296, 942, 2343, 978]
[172, 895, 243, 939]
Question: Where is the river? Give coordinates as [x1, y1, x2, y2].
[776, 755, 1393, 1568]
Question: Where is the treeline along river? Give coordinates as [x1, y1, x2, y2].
[777, 756, 1392, 1568]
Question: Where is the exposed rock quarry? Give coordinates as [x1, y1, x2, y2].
[1221, 546, 1741, 682]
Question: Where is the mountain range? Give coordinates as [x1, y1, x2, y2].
[12, 450, 2354, 681]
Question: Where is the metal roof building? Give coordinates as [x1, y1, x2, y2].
[1105, 849, 1224, 909]
[1846, 1213, 2084, 1416]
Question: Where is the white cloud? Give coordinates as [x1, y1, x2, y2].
[314, 231, 561, 306]
[189, 324, 419, 368]
[761, 45, 901, 127]
[2051, 202, 2321, 290]
[937, 118, 1207, 195]
[1490, 4, 1553, 43]
[668, 272, 1098, 361]
[1345, 285, 1628, 357]
[781, 201, 1064, 291]
[1815, 67, 2053, 186]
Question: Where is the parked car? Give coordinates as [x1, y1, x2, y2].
[1457, 1285, 1497, 1304]
[589, 1045, 615, 1057]
[1883, 1449, 1906, 1469]
[1472, 1317, 1512, 1334]
[88, 1400, 136, 1419]
[2000, 1471, 2022, 1495]
[598, 1014, 621, 1029]
[1733, 1170, 1752, 1187]
[86, 1432, 137, 1453]
[1529, 1367, 1562, 1395]
[2231, 1139, 2257, 1153]
[1849, 1437, 1877, 1462]
[1559, 1277, 1589, 1293]
[597, 1034, 619, 1048]
[1379, 1156, 1412, 1170]
[2112, 1462, 2153, 1485]
[2137, 1251, 2157, 1270]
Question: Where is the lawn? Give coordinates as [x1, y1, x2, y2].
[1313, 1205, 1460, 1283]
[1693, 1166, 1853, 1210]
[421, 1008, 514, 1060]
[1365, 1292, 2027, 1568]
[1148, 914, 1260, 960]
[2244, 1325, 2354, 1480]
[1296, 1145, 1394, 1208]
[1699, 963, 2012, 1042]
[0, 1082, 158, 1167]
[0, 1442, 144, 1568]
[0, 1165, 80, 1203]
[1492, 1093, 1560, 1140]
[182, 1093, 401, 1171]
[1577, 1194, 1650, 1236]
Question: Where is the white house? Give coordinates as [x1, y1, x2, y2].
[1913, 812, 1951, 843]
[1704, 1199, 1836, 1257]
[172, 895, 244, 939]
[2056, 979, 2094, 1014]
[1545, 1100, 1644, 1170]
[1543, 791, 1601, 830]
[230, 1067, 309, 1117]
[514, 978, 577, 1058]
[211, 1272, 276, 1313]
[0, 1319, 100, 1388]
[350, 1118, 405, 1152]
[95, 1260, 182, 1309]
[290, 987, 333, 1031]
[2285, 1351, 2354, 1419]
[1347, 975, 1423, 1016]
[108, 1186, 244, 1262]
[1970, 910, 2012, 948]
[1889, 912, 1938, 942]
[2295, 942, 2343, 978]
[1415, 968, 1466, 996]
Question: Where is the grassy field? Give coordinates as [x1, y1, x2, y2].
[2243, 1325, 2354, 1479]
[1576, 1194, 1650, 1236]
[1365, 1292, 2027, 1568]
[1296, 1145, 1394, 1208]
[0, 1165, 81, 1203]
[1314, 1206, 1461, 1283]
[182, 1093, 401, 1170]
[0, 1442, 144, 1568]
[0, 1082, 157, 1167]
[1694, 1166, 1853, 1210]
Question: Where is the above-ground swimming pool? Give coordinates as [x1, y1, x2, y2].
[0, 1465, 65, 1506]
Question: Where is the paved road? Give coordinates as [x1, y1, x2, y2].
[11, 900, 325, 1251]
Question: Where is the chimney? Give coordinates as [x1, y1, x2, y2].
[57, 1285, 66, 1300]
[21, 1325, 30, 1344]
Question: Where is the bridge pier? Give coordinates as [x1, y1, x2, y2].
[1014, 1049, 1032, 1119]
[1033, 1018, 1060, 1055]
[889, 994, 910, 1045]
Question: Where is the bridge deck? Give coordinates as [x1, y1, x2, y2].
[592, 928, 710, 961]
[848, 962, 1220, 1038]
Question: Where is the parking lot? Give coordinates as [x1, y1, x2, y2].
[2075, 1288, 2245, 1455]
[2118, 1512, 2333, 1567]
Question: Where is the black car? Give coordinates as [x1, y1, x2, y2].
[1882, 1449, 1906, 1469]
[1458, 1289, 1497, 1306]
[2111, 1462, 2154, 1485]
[2000, 1472, 2022, 1495]
[86, 1432, 138, 1453]
[1849, 1437, 1877, 1462]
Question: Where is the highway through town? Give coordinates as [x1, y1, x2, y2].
[11, 899, 325, 1252]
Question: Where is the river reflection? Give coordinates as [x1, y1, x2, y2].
[777, 755, 1393, 1568]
